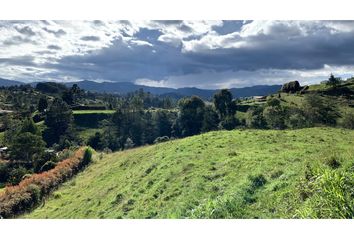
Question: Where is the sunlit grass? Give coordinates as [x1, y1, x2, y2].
[24, 127, 354, 219]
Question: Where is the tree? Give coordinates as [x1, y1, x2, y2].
[62, 90, 74, 105]
[178, 96, 205, 137]
[220, 115, 238, 130]
[9, 132, 46, 164]
[263, 97, 286, 129]
[43, 98, 74, 146]
[20, 118, 40, 136]
[245, 106, 267, 129]
[155, 110, 172, 137]
[213, 89, 233, 118]
[5, 118, 45, 166]
[202, 106, 219, 132]
[88, 132, 104, 150]
[326, 74, 341, 88]
[37, 97, 48, 113]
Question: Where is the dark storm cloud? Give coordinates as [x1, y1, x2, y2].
[185, 30, 354, 71]
[80, 36, 101, 41]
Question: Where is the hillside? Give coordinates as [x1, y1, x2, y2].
[63, 81, 281, 99]
[0, 77, 281, 99]
[25, 127, 354, 219]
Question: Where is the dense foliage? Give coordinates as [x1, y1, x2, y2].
[0, 148, 91, 218]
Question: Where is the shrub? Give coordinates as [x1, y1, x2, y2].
[245, 107, 266, 129]
[81, 147, 93, 167]
[0, 147, 89, 218]
[340, 111, 354, 129]
[8, 167, 29, 185]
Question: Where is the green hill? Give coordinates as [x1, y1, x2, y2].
[24, 127, 354, 219]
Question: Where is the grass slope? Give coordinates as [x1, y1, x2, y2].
[25, 128, 354, 219]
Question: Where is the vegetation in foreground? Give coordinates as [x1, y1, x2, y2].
[25, 128, 354, 219]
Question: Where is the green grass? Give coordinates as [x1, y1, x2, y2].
[78, 128, 102, 142]
[24, 127, 354, 219]
[73, 110, 115, 114]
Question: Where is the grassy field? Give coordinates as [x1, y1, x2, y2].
[73, 110, 115, 114]
[77, 128, 102, 142]
[24, 127, 354, 219]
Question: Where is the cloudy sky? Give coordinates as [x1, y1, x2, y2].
[0, 20, 354, 89]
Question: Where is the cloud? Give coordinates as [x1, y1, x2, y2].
[42, 27, 67, 37]
[80, 36, 101, 41]
[0, 20, 354, 88]
[47, 45, 61, 50]
[15, 25, 36, 36]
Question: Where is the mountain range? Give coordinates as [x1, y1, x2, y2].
[0, 78, 281, 99]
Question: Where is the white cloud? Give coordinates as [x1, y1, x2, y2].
[135, 78, 168, 87]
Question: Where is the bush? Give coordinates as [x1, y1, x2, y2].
[0, 147, 89, 218]
[340, 111, 354, 129]
[81, 148, 93, 167]
[263, 106, 286, 129]
[245, 107, 266, 129]
[8, 167, 29, 185]
[285, 112, 308, 129]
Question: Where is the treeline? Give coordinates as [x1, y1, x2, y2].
[87, 89, 240, 151]
[87, 87, 354, 152]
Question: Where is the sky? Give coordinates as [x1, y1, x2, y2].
[0, 20, 354, 89]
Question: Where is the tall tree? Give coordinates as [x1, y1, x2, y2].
[8, 118, 45, 165]
[37, 97, 48, 113]
[202, 105, 219, 132]
[156, 110, 172, 137]
[43, 98, 74, 146]
[178, 96, 205, 137]
[213, 89, 234, 118]
[326, 74, 341, 88]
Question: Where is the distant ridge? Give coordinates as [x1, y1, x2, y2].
[0, 78, 281, 99]
[63, 80, 281, 99]
[0, 78, 24, 87]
